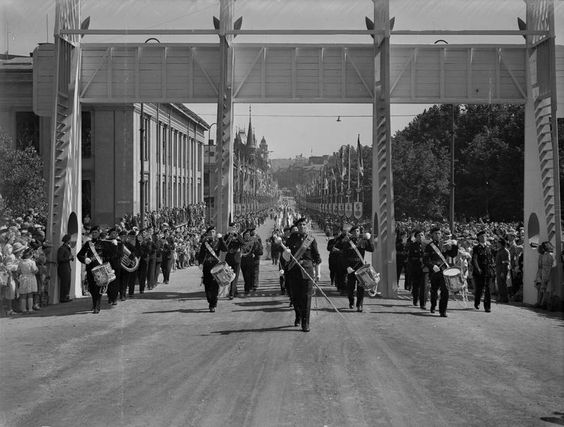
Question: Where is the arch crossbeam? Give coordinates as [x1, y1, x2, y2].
[34, 43, 529, 107]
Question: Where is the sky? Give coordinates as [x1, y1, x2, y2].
[2, 0, 563, 158]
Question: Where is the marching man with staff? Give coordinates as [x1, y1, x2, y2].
[196, 226, 228, 312]
[281, 217, 321, 332]
[423, 226, 459, 318]
[343, 225, 374, 312]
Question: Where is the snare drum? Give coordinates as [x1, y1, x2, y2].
[355, 264, 381, 296]
[443, 267, 464, 292]
[91, 262, 116, 287]
[211, 262, 236, 288]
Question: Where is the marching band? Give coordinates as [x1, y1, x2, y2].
[65, 206, 506, 331]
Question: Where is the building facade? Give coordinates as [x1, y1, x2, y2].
[0, 54, 208, 228]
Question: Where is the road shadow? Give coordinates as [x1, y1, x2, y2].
[211, 325, 299, 335]
[234, 300, 284, 307]
[231, 306, 290, 313]
[142, 308, 210, 314]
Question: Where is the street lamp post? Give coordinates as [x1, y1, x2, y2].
[450, 104, 456, 234]
[434, 39, 455, 233]
[139, 38, 160, 229]
[139, 103, 145, 229]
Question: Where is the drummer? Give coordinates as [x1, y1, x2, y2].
[342, 225, 374, 312]
[423, 226, 459, 318]
[76, 225, 118, 314]
[196, 226, 228, 312]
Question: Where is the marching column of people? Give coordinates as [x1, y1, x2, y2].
[3, 201, 558, 322]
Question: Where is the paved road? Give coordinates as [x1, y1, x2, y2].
[1, 219, 563, 427]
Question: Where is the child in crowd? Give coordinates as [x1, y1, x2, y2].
[2, 243, 20, 315]
[17, 248, 39, 313]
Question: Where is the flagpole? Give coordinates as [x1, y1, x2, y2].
[357, 134, 361, 202]
[347, 144, 351, 199]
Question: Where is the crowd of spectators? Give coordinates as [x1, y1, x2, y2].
[0, 209, 50, 315]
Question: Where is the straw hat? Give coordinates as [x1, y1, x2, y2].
[12, 241, 27, 255]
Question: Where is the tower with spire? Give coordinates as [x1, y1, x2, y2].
[247, 105, 257, 164]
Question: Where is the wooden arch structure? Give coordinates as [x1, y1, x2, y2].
[36, 0, 561, 305]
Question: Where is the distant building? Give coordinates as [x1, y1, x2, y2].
[205, 107, 277, 221]
[0, 52, 208, 227]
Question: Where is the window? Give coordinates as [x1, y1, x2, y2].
[82, 180, 92, 219]
[156, 176, 161, 209]
[156, 122, 161, 163]
[162, 125, 167, 165]
[143, 114, 150, 161]
[144, 175, 150, 210]
[81, 111, 92, 158]
[15, 111, 40, 152]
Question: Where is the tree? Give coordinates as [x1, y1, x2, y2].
[392, 137, 450, 220]
[0, 130, 47, 221]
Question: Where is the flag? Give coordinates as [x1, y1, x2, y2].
[357, 135, 364, 177]
[340, 146, 347, 179]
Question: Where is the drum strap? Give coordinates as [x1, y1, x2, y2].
[287, 234, 314, 271]
[88, 242, 103, 265]
[204, 241, 221, 262]
[349, 240, 366, 265]
[429, 242, 450, 269]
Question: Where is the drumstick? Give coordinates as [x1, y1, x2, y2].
[277, 239, 345, 320]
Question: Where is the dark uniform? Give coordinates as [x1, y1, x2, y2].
[56, 236, 73, 302]
[120, 233, 138, 299]
[251, 230, 263, 291]
[407, 236, 426, 308]
[240, 232, 263, 294]
[224, 228, 244, 299]
[331, 231, 350, 295]
[423, 230, 458, 317]
[76, 229, 118, 313]
[278, 228, 292, 298]
[106, 231, 122, 305]
[326, 234, 339, 287]
[160, 233, 175, 284]
[342, 230, 374, 312]
[285, 228, 321, 332]
[197, 232, 228, 311]
[472, 237, 495, 312]
[136, 233, 151, 294]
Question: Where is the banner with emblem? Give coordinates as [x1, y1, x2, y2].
[354, 201, 363, 219]
[345, 202, 353, 218]
[338, 203, 345, 216]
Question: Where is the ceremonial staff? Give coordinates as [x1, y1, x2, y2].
[275, 237, 345, 320]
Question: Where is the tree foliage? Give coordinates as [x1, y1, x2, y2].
[0, 130, 47, 220]
[392, 104, 525, 222]
[392, 137, 449, 220]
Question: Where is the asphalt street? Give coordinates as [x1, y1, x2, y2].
[1, 219, 563, 427]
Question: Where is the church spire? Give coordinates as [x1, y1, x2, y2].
[247, 105, 256, 149]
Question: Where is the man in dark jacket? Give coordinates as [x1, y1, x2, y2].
[282, 217, 321, 332]
[57, 233, 74, 303]
[342, 226, 374, 312]
[423, 226, 458, 317]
